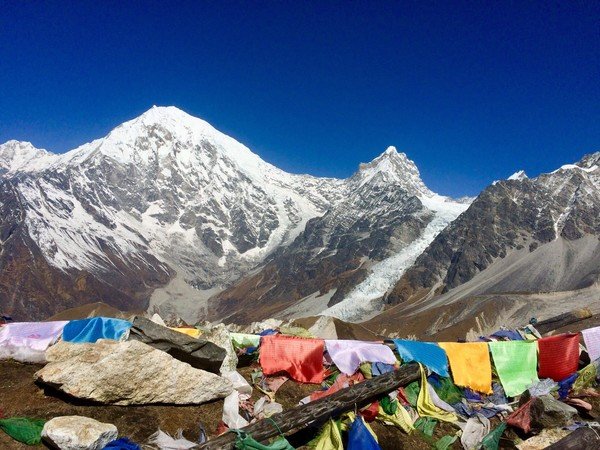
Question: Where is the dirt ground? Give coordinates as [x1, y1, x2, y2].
[5, 357, 599, 449]
[0, 360, 468, 449]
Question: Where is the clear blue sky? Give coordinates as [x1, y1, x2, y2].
[1, 1, 598, 196]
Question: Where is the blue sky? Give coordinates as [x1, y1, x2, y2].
[1, 1, 598, 196]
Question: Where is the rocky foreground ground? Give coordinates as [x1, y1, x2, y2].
[1, 360, 477, 450]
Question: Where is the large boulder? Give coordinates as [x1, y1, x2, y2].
[35, 340, 233, 405]
[529, 394, 578, 429]
[42, 416, 117, 450]
[128, 316, 226, 373]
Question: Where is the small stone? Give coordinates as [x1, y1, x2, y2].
[42, 416, 117, 450]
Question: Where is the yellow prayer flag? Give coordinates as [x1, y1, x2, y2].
[438, 342, 493, 394]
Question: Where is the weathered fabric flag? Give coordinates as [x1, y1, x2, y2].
[488, 341, 538, 397]
[417, 365, 458, 422]
[0, 321, 68, 351]
[347, 416, 381, 450]
[393, 339, 450, 377]
[582, 326, 600, 363]
[325, 340, 396, 375]
[438, 342, 493, 394]
[260, 334, 325, 383]
[537, 333, 580, 382]
[62, 317, 132, 343]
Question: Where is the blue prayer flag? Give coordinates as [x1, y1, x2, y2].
[393, 339, 450, 377]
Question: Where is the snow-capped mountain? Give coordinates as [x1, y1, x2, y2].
[209, 148, 469, 323]
[3, 106, 596, 331]
[1, 107, 469, 322]
[0, 107, 346, 320]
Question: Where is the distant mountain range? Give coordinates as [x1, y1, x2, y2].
[1, 107, 598, 336]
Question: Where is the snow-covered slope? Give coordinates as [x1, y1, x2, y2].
[321, 195, 468, 321]
[0, 106, 345, 320]
[0, 140, 53, 174]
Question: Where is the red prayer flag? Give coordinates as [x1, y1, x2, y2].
[259, 335, 325, 384]
[537, 333, 580, 382]
[360, 401, 379, 422]
[506, 398, 534, 433]
[309, 372, 365, 401]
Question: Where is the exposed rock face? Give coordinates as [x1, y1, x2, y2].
[527, 394, 578, 429]
[0, 177, 170, 321]
[35, 339, 233, 405]
[42, 416, 118, 450]
[209, 149, 468, 323]
[386, 152, 600, 306]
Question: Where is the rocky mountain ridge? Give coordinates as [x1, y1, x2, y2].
[1, 106, 458, 321]
[386, 150, 600, 308]
[1, 107, 598, 330]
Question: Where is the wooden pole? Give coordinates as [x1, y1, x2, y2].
[534, 308, 593, 334]
[546, 427, 600, 449]
[198, 363, 420, 449]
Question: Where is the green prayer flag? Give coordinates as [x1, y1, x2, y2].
[414, 417, 437, 437]
[433, 377, 464, 404]
[481, 422, 506, 450]
[488, 341, 538, 397]
[0, 418, 46, 445]
[380, 396, 398, 415]
[404, 381, 420, 407]
[235, 434, 295, 450]
[434, 434, 458, 450]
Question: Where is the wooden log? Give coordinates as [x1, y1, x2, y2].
[546, 427, 600, 449]
[534, 308, 593, 334]
[198, 363, 420, 449]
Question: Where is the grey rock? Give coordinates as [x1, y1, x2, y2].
[128, 315, 226, 373]
[529, 395, 579, 429]
[42, 415, 118, 450]
[202, 323, 238, 373]
[35, 339, 233, 405]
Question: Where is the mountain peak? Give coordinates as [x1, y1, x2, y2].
[0, 140, 51, 173]
[508, 170, 528, 181]
[354, 147, 433, 197]
[551, 152, 600, 175]
[577, 151, 600, 170]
